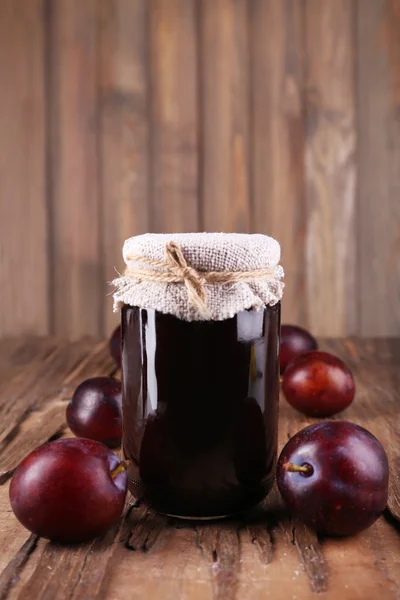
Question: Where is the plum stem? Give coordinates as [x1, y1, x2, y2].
[283, 462, 312, 475]
[111, 460, 129, 479]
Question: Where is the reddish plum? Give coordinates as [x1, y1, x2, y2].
[67, 377, 122, 448]
[10, 438, 127, 542]
[280, 325, 318, 373]
[282, 351, 355, 417]
[276, 421, 389, 536]
[109, 325, 121, 369]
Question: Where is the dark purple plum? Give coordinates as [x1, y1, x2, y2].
[10, 438, 127, 543]
[282, 351, 355, 417]
[67, 377, 122, 447]
[280, 325, 318, 373]
[276, 421, 389, 536]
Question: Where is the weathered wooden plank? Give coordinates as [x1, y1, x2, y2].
[0, 338, 57, 387]
[362, 514, 400, 593]
[126, 504, 169, 551]
[0, 0, 48, 338]
[357, 0, 400, 336]
[322, 516, 400, 600]
[196, 523, 240, 600]
[0, 402, 66, 484]
[200, 0, 251, 232]
[0, 481, 39, 586]
[103, 519, 210, 600]
[0, 338, 399, 600]
[98, 0, 150, 335]
[0, 340, 91, 447]
[237, 483, 320, 600]
[68, 523, 124, 600]
[0, 339, 116, 483]
[304, 0, 357, 336]
[0, 338, 61, 437]
[289, 520, 327, 593]
[48, 0, 101, 339]
[13, 516, 124, 600]
[16, 541, 94, 600]
[246, 524, 273, 566]
[249, 0, 306, 325]
[0, 535, 38, 600]
[149, 0, 199, 233]
[96, 500, 215, 599]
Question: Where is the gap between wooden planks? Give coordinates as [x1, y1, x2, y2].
[0, 336, 399, 600]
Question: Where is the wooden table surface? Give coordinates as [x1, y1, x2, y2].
[0, 336, 399, 600]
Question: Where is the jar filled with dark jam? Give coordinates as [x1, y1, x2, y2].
[121, 303, 281, 518]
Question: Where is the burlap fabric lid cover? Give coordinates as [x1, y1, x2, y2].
[113, 232, 284, 322]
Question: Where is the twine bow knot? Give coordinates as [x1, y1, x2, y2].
[164, 241, 210, 318]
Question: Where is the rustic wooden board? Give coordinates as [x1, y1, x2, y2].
[357, 0, 400, 336]
[0, 0, 48, 338]
[200, 0, 251, 233]
[0, 338, 115, 483]
[0, 336, 399, 600]
[98, 0, 150, 335]
[249, 0, 306, 327]
[48, 0, 101, 339]
[0, 338, 57, 388]
[304, 0, 357, 336]
[0, 339, 90, 448]
[148, 0, 199, 233]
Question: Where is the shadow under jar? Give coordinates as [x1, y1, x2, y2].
[122, 303, 280, 519]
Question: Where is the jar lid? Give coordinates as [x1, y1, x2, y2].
[113, 232, 284, 321]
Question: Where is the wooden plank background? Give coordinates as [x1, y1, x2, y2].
[0, 0, 399, 340]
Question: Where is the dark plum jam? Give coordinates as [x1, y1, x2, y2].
[121, 303, 280, 518]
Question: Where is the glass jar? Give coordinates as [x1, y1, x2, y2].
[121, 302, 280, 518]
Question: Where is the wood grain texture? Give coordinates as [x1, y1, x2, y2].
[0, 535, 38, 600]
[197, 523, 240, 600]
[0, 337, 57, 388]
[0, 337, 400, 600]
[322, 517, 400, 600]
[98, 0, 150, 335]
[0, 0, 48, 337]
[48, 0, 101, 339]
[290, 520, 327, 593]
[200, 0, 251, 233]
[148, 0, 199, 233]
[1, 1, 400, 338]
[304, 0, 357, 336]
[126, 504, 169, 551]
[0, 338, 115, 483]
[0, 479, 38, 584]
[0, 402, 66, 484]
[249, 0, 306, 326]
[15, 519, 125, 600]
[0, 339, 90, 447]
[357, 0, 400, 336]
[245, 523, 273, 565]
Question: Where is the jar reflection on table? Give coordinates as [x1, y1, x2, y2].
[121, 303, 280, 518]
